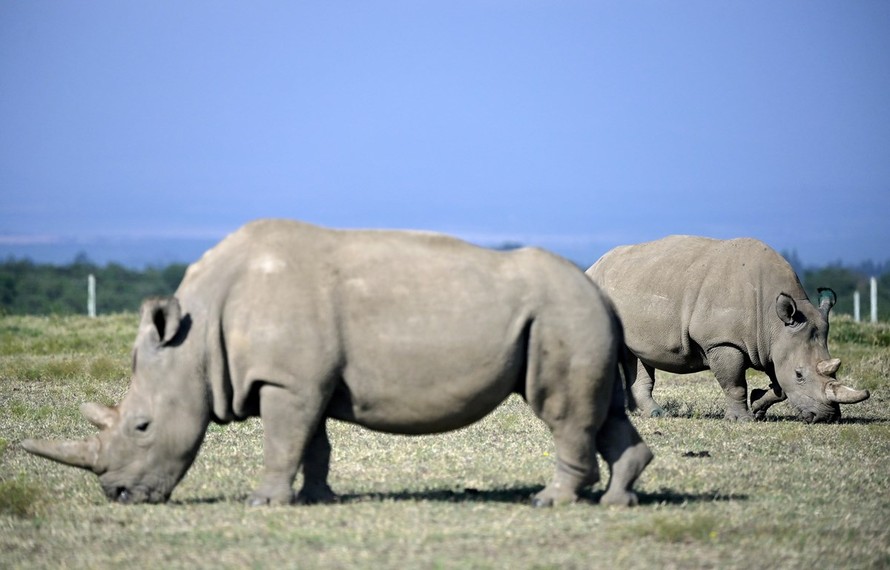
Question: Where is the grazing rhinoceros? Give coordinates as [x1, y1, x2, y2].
[586, 235, 869, 423]
[22, 219, 652, 507]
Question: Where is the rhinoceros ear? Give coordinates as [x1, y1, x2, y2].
[140, 296, 182, 346]
[817, 288, 836, 319]
[775, 293, 798, 325]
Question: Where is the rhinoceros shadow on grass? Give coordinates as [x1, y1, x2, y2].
[339, 487, 736, 505]
[332, 486, 734, 507]
[21, 219, 654, 508]
[172, 486, 731, 508]
[587, 235, 870, 424]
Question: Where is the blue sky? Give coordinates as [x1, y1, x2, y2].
[1, 2, 889, 268]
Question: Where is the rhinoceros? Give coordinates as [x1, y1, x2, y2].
[22, 219, 652, 507]
[586, 235, 869, 423]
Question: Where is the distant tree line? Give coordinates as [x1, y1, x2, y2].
[782, 250, 890, 322]
[0, 254, 186, 316]
[798, 266, 890, 322]
[0, 251, 888, 321]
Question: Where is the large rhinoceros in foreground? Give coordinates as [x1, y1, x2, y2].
[22, 219, 652, 506]
[587, 235, 869, 423]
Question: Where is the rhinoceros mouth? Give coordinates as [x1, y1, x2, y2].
[796, 405, 840, 424]
[799, 411, 817, 424]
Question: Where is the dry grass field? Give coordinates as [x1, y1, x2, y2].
[1, 313, 888, 569]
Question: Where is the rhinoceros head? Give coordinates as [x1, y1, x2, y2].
[22, 297, 210, 503]
[771, 288, 869, 423]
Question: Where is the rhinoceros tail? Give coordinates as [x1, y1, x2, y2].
[617, 343, 637, 413]
[605, 302, 636, 414]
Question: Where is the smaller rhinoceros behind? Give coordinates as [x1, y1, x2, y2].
[21, 219, 652, 507]
[587, 235, 869, 423]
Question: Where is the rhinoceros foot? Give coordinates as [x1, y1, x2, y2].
[530, 482, 581, 508]
[723, 409, 754, 422]
[648, 407, 667, 418]
[600, 489, 639, 507]
[295, 483, 337, 505]
[530, 491, 576, 508]
[530, 496, 552, 508]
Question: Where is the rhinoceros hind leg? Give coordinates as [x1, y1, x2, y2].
[295, 421, 337, 504]
[596, 412, 653, 507]
[632, 362, 666, 418]
[531, 453, 598, 508]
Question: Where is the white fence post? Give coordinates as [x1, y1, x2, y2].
[871, 277, 878, 324]
[853, 290, 861, 322]
[88, 274, 96, 318]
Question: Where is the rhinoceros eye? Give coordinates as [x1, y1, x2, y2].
[135, 421, 151, 433]
[795, 368, 805, 383]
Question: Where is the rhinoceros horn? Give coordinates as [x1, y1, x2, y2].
[816, 358, 841, 376]
[20, 402, 115, 471]
[20, 437, 100, 471]
[824, 382, 870, 404]
[817, 359, 869, 404]
[81, 402, 118, 430]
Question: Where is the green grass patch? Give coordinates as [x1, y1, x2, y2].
[0, 313, 135, 357]
[4, 402, 54, 422]
[637, 512, 721, 543]
[0, 354, 128, 384]
[0, 475, 43, 518]
[830, 314, 890, 347]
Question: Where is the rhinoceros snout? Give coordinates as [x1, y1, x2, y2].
[800, 411, 821, 424]
[799, 405, 841, 424]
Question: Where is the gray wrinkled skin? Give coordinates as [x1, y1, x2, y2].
[22, 219, 652, 507]
[587, 235, 869, 423]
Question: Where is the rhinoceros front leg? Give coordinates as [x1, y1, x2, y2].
[532, 425, 600, 507]
[531, 383, 653, 507]
[707, 346, 754, 421]
[248, 384, 327, 506]
[750, 373, 787, 420]
[529, 361, 613, 507]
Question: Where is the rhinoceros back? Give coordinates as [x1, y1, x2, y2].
[174, 219, 620, 430]
[587, 235, 805, 372]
